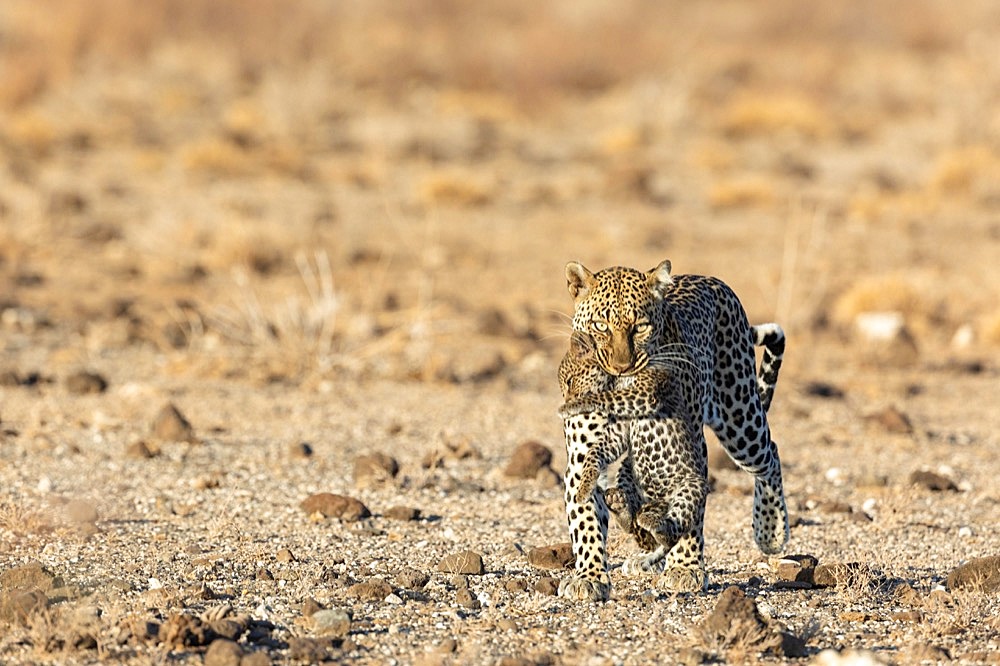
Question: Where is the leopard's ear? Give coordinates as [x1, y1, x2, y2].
[646, 259, 673, 300]
[566, 261, 595, 301]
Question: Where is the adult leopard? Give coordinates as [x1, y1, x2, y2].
[558, 259, 789, 601]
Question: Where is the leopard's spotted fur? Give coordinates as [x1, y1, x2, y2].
[557, 260, 789, 601]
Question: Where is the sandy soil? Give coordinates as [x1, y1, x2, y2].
[1, 1, 999, 664]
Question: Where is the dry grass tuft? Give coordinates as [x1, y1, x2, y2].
[708, 176, 776, 210]
[830, 274, 927, 327]
[720, 93, 831, 139]
[419, 170, 496, 208]
[0, 501, 54, 537]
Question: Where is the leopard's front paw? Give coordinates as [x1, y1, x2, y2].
[558, 573, 611, 602]
[604, 487, 629, 515]
[656, 566, 706, 593]
[558, 398, 593, 418]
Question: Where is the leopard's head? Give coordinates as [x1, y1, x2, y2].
[565, 259, 673, 377]
[558, 331, 613, 400]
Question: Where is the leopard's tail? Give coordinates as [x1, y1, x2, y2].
[751, 323, 785, 413]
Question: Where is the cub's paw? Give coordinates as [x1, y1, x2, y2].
[656, 566, 706, 593]
[604, 487, 629, 515]
[558, 398, 593, 418]
[558, 573, 611, 602]
[620, 554, 666, 577]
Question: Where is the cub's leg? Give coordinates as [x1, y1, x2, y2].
[657, 497, 708, 593]
[558, 413, 612, 601]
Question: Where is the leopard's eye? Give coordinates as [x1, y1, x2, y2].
[634, 321, 651, 334]
[592, 321, 609, 333]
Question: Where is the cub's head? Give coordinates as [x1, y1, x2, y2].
[558, 331, 613, 400]
[565, 259, 673, 377]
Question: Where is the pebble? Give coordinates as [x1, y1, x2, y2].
[347, 579, 392, 601]
[65, 370, 108, 395]
[312, 608, 352, 638]
[456, 588, 480, 609]
[396, 568, 430, 590]
[503, 441, 553, 479]
[438, 550, 485, 575]
[354, 452, 400, 487]
[533, 577, 559, 596]
[290, 441, 314, 458]
[864, 406, 913, 434]
[909, 470, 958, 492]
[126, 440, 160, 459]
[151, 403, 196, 442]
[947, 555, 1000, 592]
[300, 493, 371, 521]
[384, 505, 421, 521]
[203, 638, 243, 666]
[526, 543, 574, 570]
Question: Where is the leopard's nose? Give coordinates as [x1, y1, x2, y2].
[609, 360, 633, 375]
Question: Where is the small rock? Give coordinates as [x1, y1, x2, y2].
[526, 543, 574, 570]
[241, 652, 271, 666]
[894, 582, 922, 606]
[347, 579, 392, 601]
[151, 403, 196, 442]
[910, 470, 958, 492]
[300, 493, 371, 521]
[839, 611, 874, 622]
[275, 548, 295, 563]
[354, 452, 400, 487]
[290, 441, 314, 458]
[312, 608, 352, 638]
[395, 568, 430, 590]
[803, 381, 845, 399]
[504, 579, 529, 593]
[384, 506, 421, 521]
[497, 618, 517, 632]
[814, 562, 873, 588]
[779, 631, 809, 658]
[774, 554, 819, 584]
[819, 500, 853, 514]
[287, 637, 337, 662]
[864, 406, 913, 434]
[436, 638, 458, 653]
[503, 441, 553, 479]
[533, 577, 559, 596]
[906, 645, 950, 663]
[450, 575, 469, 589]
[301, 598, 323, 617]
[891, 610, 922, 622]
[0, 589, 49, 623]
[65, 371, 108, 395]
[126, 440, 160, 459]
[947, 555, 1000, 592]
[204, 639, 243, 666]
[455, 588, 480, 609]
[438, 550, 485, 575]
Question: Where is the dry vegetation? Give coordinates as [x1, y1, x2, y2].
[1, 0, 999, 664]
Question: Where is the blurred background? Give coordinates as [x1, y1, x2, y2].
[2, 0, 999, 387]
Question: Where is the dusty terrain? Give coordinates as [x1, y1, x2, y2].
[1, 1, 1000, 664]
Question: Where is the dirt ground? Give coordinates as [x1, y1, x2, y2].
[1, 1, 1000, 664]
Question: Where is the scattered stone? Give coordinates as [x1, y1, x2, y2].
[803, 381, 845, 399]
[300, 493, 371, 521]
[0, 589, 49, 623]
[497, 618, 518, 632]
[699, 585, 768, 639]
[774, 554, 819, 585]
[526, 543, 574, 570]
[819, 500, 853, 514]
[347, 579, 392, 601]
[503, 441, 553, 479]
[0, 562, 62, 592]
[676, 647, 707, 665]
[152, 403, 196, 442]
[450, 574, 469, 589]
[275, 548, 296, 563]
[256, 568, 274, 581]
[159, 613, 214, 648]
[436, 638, 458, 653]
[947, 555, 1000, 592]
[312, 608, 352, 638]
[504, 579, 529, 593]
[910, 470, 958, 492]
[288, 636, 338, 662]
[127, 440, 160, 459]
[455, 588, 480, 609]
[780, 631, 809, 658]
[241, 652, 271, 666]
[891, 610, 922, 622]
[906, 645, 950, 663]
[839, 611, 875, 622]
[421, 435, 480, 468]
[354, 452, 400, 487]
[533, 577, 559, 596]
[894, 582, 922, 606]
[204, 639, 243, 666]
[864, 406, 913, 434]
[438, 550, 485, 575]
[301, 598, 323, 617]
[395, 568, 430, 590]
[65, 370, 108, 395]
[384, 506, 421, 521]
[290, 441, 314, 458]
